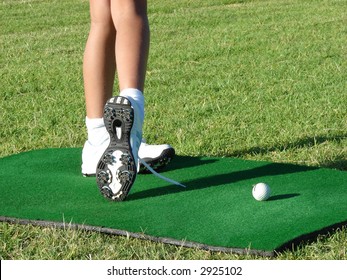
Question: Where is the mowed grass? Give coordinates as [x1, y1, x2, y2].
[0, 0, 346, 259]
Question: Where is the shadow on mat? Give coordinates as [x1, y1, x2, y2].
[129, 157, 317, 201]
[159, 156, 218, 172]
[268, 193, 300, 201]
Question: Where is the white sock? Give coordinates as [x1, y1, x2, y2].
[85, 117, 109, 146]
[119, 88, 145, 122]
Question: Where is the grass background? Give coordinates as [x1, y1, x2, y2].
[0, 0, 346, 259]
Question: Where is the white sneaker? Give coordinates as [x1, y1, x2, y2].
[95, 96, 142, 201]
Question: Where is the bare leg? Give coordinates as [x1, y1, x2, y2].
[111, 0, 150, 92]
[82, 0, 174, 178]
[83, 0, 116, 118]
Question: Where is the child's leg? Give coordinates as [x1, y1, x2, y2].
[111, 0, 150, 92]
[109, 0, 150, 164]
[94, 0, 150, 200]
[82, 0, 175, 181]
[82, 0, 115, 176]
[83, 0, 116, 118]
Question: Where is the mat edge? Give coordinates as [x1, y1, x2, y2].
[276, 220, 347, 252]
[0, 216, 275, 258]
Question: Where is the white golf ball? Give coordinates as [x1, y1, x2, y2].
[252, 183, 271, 201]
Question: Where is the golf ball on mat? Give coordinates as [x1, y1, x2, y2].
[252, 183, 271, 201]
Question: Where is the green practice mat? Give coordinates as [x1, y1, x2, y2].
[1, 148, 346, 256]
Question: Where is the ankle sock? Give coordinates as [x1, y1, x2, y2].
[85, 117, 109, 146]
[119, 88, 145, 123]
[85, 89, 144, 147]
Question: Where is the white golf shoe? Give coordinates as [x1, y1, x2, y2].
[82, 139, 175, 176]
[82, 96, 184, 201]
[95, 96, 141, 201]
[138, 140, 175, 173]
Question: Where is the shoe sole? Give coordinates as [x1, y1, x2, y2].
[96, 96, 136, 201]
[139, 147, 175, 174]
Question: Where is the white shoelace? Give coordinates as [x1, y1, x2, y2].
[138, 158, 186, 188]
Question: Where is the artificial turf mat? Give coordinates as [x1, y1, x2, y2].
[0, 148, 346, 256]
